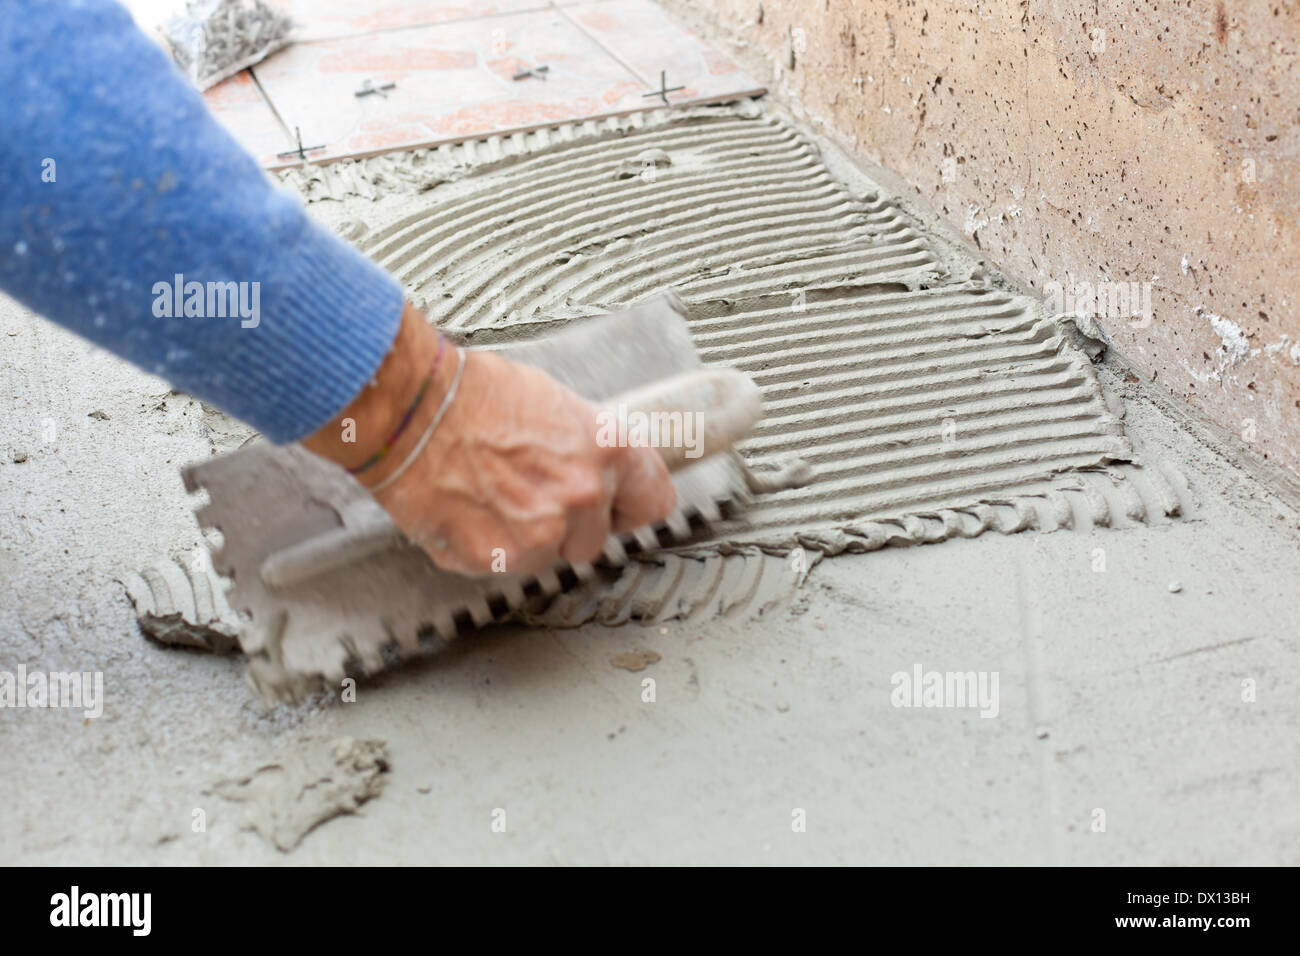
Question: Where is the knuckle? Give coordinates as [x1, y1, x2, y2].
[564, 472, 605, 509]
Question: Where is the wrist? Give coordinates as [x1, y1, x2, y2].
[302, 302, 459, 484]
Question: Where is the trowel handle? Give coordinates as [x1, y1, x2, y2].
[606, 367, 762, 473]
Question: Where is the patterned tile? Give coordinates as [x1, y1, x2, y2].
[202, 70, 294, 164]
[264, 0, 553, 43]
[564, 0, 757, 102]
[187, 1, 760, 167]
[254, 9, 646, 165]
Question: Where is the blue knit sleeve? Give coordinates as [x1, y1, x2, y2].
[0, 0, 403, 442]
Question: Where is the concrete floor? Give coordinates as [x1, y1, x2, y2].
[2, 273, 1298, 862]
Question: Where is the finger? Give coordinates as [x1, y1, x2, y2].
[609, 445, 676, 533]
[559, 496, 613, 565]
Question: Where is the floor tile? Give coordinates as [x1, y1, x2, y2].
[563, 0, 758, 102]
[202, 70, 294, 164]
[265, 0, 553, 43]
[254, 9, 646, 165]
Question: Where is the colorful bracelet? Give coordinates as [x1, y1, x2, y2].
[368, 344, 466, 494]
[348, 330, 445, 477]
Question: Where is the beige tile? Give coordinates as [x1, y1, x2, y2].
[564, 0, 760, 103]
[202, 70, 294, 164]
[254, 9, 645, 164]
[266, 0, 553, 42]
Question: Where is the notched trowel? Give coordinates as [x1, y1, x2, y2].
[183, 292, 762, 703]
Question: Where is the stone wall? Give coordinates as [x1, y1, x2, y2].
[667, 0, 1300, 479]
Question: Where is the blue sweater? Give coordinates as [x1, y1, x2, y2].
[0, 0, 403, 442]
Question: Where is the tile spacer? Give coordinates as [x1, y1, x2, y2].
[512, 64, 550, 81]
[276, 126, 326, 162]
[641, 69, 686, 106]
[355, 79, 397, 98]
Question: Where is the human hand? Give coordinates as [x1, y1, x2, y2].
[304, 304, 676, 576]
[375, 347, 676, 575]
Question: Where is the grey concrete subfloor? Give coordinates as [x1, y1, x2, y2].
[2, 285, 1298, 865]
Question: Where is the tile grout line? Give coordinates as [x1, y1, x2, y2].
[247, 67, 295, 145]
[550, 0, 655, 89]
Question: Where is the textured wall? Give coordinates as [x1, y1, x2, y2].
[665, 0, 1300, 479]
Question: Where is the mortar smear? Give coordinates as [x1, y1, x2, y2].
[208, 737, 389, 851]
[326, 103, 948, 330]
[610, 650, 661, 671]
[119, 550, 240, 653]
